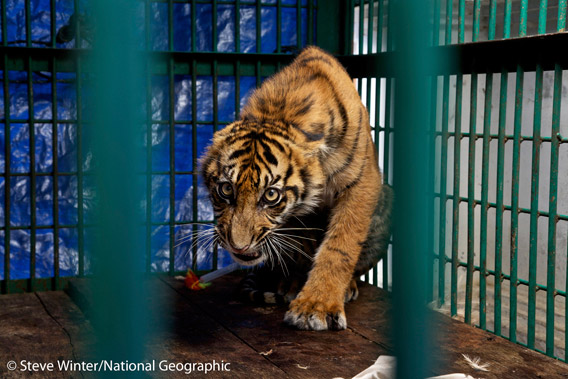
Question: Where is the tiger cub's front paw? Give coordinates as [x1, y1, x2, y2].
[284, 291, 346, 331]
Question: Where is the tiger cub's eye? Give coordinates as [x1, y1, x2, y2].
[218, 182, 234, 200]
[263, 187, 281, 205]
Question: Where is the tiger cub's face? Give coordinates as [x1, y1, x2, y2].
[201, 121, 322, 266]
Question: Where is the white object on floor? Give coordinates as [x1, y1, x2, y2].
[349, 356, 475, 379]
[199, 262, 240, 283]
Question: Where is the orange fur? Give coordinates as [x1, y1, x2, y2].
[201, 46, 383, 330]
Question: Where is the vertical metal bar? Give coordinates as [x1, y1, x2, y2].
[168, 0, 174, 51]
[296, 0, 302, 50]
[168, 1, 175, 275]
[89, 0, 147, 363]
[458, 0, 465, 43]
[465, 73, 478, 325]
[503, 0, 512, 38]
[382, 0, 394, 287]
[538, 0, 548, 34]
[465, 0, 481, 326]
[51, 59, 60, 290]
[480, 3, 497, 326]
[556, 0, 566, 360]
[276, 0, 282, 53]
[257, 0, 262, 53]
[76, 61, 84, 277]
[50, 0, 56, 48]
[212, 59, 218, 270]
[235, 0, 241, 53]
[546, 65, 561, 357]
[451, 74, 463, 316]
[191, 59, 198, 270]
[494, 72, 508, 337]
[519, 0, 528, 37]
[377, 0, 383, 52]
[25, 0, 31, 46]
[145, 0, 152, 274]
[348, 0, 354, 55]
[235, 60, 240, 119]
[527, 64, 543, 350]
[307, 0, 313, 45]
[445, 0, 453, 45]
[192, 0, 197, 52]
[479, 71, 493, 330]
[438, 75, 449, 307]
[358, 0, 364, 54]
[368, 0, 374, 54]
[432, 0, 443, 307]
[212, 0, 218, 52]
[488, 0, 497, 40]
[450, 0, 466, 317]
[559, 0, 568, 33]
[27, 59, 36, 291]
[510, 66, 524, 344]
[2, 55, 10, 293]
[391, 0, 437, 374]
[1, 0, 7, 47]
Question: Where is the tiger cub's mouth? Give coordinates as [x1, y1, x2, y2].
[229, 249, 265, 266]
[232, 251, 261, 262]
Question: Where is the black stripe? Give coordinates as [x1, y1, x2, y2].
[284, 164, 294, 181]
[263, 149, 278, 166]
[306, 73, 348, 145]
[300, 129, 324, 141]
[228, 147, 250, 161]
[295, 56, 334, 67]
[330, 109, 364, 177]
[294, 94, 314, 117]
[299, 167, 312, 201]
[329, 247, 350, 257]
[285, 185, 300, 200]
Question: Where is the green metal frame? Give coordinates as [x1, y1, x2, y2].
[1, 0, 317, 295]
[344, 0, 568, 364]
[2, 0, 568, 365]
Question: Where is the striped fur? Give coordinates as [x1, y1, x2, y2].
[201, 46, 392, 330]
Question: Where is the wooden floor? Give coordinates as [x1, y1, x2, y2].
[1, 273, 568, 378]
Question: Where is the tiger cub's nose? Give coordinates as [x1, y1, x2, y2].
[231, 244, 250, 254]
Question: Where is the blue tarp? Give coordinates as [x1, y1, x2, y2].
[0, 0, 312, 280]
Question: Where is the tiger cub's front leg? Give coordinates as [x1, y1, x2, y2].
[284, 164, 380, 330]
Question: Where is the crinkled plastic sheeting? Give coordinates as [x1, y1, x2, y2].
[0, 0, 314, 280]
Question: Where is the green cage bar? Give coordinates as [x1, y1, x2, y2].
[2, 55, 10, 294]
[546, 64, 561, 357]
[88, 0, 148, 364]
[391, 0, 438, 375]
[51, 58, 60, 290]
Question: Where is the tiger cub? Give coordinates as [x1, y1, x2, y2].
[201, 46, 392, 331]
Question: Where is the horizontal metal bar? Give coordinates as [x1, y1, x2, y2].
[434, 254, 567, 298]
[0, 220, 215, 230]
[435, 130, 568, 143]
[339, 32, 568, 77]
[3, 32, 568, 77]
[435, 193, 568, 221]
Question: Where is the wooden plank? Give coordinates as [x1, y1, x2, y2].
[162, 274, 568, 378]
[161, 274, 389, 379]
[35, 291, 96, 361]
[66, 277, 287, 378]
[433, 314, 568, 378]
[0, 292, 78, 378]
[146, 278, 288, 378]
